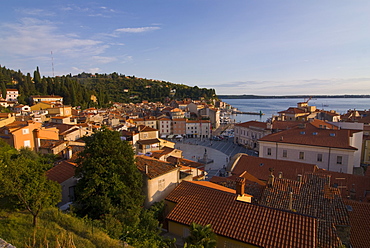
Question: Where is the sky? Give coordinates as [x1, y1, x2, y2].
[1, 1, 370, 96]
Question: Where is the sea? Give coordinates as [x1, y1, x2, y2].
[222, 98, 370, 123]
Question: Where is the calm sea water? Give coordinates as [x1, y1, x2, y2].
[222, 98, 370, 123]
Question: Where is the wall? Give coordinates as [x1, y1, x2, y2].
[259, 141, 355, 174]
[167, 221, 259, 248]
[145, 169, 179, 208]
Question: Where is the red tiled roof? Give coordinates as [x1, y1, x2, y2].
[260, 173, 348, 248]
[46, 161, 77, 183]
[166, 181, 317, 248]
[259, 122, 359, 150]
[166, 156, 204, 169]
[278, 107, 307, 114]
[315, 169, 370, 201]
[271, 120, 302, 130]
[229, 154, 318, 181]
[343, 199, 370, 248]
[235, 121, 268, 129]
[136, 155, 178, 179]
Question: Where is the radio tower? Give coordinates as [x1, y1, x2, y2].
[51, 51, 55, 77]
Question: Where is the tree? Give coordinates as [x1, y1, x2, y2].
[0, 143, 61, 227]
[1, 81, 6, 99]
[184, 223, 217, 248]
[74, 128, 144, 228]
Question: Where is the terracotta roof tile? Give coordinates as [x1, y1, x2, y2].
[259, 122, 359, 150]
[315, 169, 370, 202]
[229, 154, 317, 181]
[136, 155, 178, 179]
[166, 181, 317, 248]
[46, 161, 77, 183]
[343, 199, 370, 248]
[260, 173, 349, 247]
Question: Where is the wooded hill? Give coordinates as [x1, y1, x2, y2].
[0, 66, 217, 108]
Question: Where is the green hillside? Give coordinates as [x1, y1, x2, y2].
[0, 208, 125, 248]
[0, 66, 217, 108]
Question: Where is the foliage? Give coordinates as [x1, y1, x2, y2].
[74, 128, 144, 228]
[184, 223, 217, 248]
[0, 65, 217, 108]
[0, 141, 61, 227]
[0, 208, 125, 248]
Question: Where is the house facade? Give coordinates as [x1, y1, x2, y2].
[185, 120, 211, 138]
[136, 155, 181, 208]
[258, 121, 363, 174]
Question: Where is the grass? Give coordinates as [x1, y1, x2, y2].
[0, 208, 125, 248]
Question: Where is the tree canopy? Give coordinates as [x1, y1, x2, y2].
[0, 143, 61, 226]
[0, 65, 217, 107]
[184, 223, 217, 248]
[74, 128, 144, 228]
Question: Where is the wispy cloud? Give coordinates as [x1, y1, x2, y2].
[115, 27, 161, 33]
[16, 8, 55, 17]
[0, 18, 105, 57]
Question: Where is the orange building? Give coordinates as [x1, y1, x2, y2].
[0, 120, 59, 150]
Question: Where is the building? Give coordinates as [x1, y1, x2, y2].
[158, 116, 172, 136]
[172, 118, 186, 136]
[185, 120, 211, 138]
[46, 160, 78, 207]
[233, 120, 301, 150]
[234, 121, 272, 149]
[0, 113, 15, 128]
[258, 120, 363, 174]
[30, 95, 63, 105]
[136, 155, 183, 208]
[277, 101, 318, 121]
[259, 173, 349, 247]
[1, 89, 19, 102]
[0, 121, 59, 150]
[165, 180, 317, 248]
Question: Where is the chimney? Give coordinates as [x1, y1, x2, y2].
[236, 176, 246, 196]
[297, 174, 302, 182]
[145, 165, 149, 174]
[268, 168, 275, 188]
[288, 191, 293, 211]
[278, 171, 283, 178]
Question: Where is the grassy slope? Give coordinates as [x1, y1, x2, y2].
[0, 208, 124, 248]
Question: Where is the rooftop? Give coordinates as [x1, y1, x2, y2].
[166, 181, 317, 248]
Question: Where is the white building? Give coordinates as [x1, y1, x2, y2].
[185, 120, 211, 138]
[258, 120, 363, 174]
[234, 121, 272, 150]
[158, 116, 172, 136]
[2, 89, 19, 102]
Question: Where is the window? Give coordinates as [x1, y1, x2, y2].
[158, 178, 165, 191]
[282, 150, 287, 158]
[22, 128, 29, 134]
[317, 154, 323, 162]
[24, 140, 31, 147]
[267, 148, 271, 156]
[299, 152, 304, 160]
[337, 156, 342, 164]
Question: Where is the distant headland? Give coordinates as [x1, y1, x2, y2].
[218, 94, 370, 99]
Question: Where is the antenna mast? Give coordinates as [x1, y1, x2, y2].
[51, 51, 55, 77]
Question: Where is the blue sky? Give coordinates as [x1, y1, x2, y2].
[1, 1, 370, 95]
